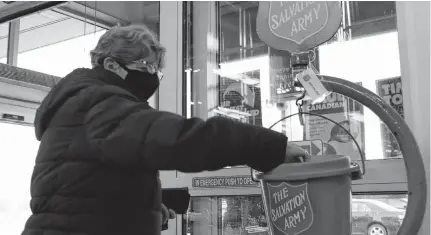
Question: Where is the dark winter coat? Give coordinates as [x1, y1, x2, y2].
[21, 67, 287, 235]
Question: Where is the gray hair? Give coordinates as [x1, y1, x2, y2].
[90, 24, 165, 68]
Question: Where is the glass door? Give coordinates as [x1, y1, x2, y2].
[184, 194, 407, 235]
[182, 2, 409, 235]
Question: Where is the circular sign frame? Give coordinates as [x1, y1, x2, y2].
[318, 75, 427, 235]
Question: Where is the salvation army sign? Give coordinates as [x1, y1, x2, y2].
[257, 1, 342, 52]
[269, 2, 329, 44]
[266, 182, 313, 235]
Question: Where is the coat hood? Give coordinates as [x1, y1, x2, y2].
[34, 67, 131, 140]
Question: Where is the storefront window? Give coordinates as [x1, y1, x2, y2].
[17, 9, 106, 77]
[186, 194, 407, 235]
[184, 1, 403, 160]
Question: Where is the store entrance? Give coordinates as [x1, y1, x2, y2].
[180, 2, 413, 234]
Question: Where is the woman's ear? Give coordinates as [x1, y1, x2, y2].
[103, 57, 127, 79]
[103, 57, 117, 71]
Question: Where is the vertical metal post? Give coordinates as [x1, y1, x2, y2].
[6, 19, 19, 66]
[396, 2, 430, 235]
[159, 1, 183, 114]
[188, 2, 218, 120]
[159, 2, 184, 235]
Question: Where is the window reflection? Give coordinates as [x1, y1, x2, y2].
[352, 195, 407, 235]
[186, 194, 407, 235]
[345, 1, 397, 39]
[185, 1, 403, 160]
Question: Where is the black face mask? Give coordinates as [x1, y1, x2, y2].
[121, 66, 160, 101]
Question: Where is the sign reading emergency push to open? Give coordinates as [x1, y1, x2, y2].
[257, 1, 342, 52]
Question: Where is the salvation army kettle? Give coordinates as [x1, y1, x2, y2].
[254, 2, 427, 235]
[254, 99, 364, 235]
[252, 76, 427, 235]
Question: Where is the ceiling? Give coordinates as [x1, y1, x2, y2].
[0, 1, 161, 59]
[76, 1, 159, 27]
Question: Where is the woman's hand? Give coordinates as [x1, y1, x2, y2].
[285, 142, 310, 163]
[162, 204, 176, 225]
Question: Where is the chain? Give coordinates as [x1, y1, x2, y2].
[295, 90, 306, 126]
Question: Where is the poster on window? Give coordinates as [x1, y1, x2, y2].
[376, 77, 403, 158]
[268, 48, 319, 104]
[303, 83, 365, 161]
[220, 196, 269, 235]
[215, 79, 262, 126]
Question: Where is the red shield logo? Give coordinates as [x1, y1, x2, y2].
[256, 1, 342, 52]
[266, 182, 314, 235]
[268, 2, 329, 44]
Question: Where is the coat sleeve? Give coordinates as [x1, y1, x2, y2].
[87, 96, 287, 173]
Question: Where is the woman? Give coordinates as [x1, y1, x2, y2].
[21, 24, 307, 235]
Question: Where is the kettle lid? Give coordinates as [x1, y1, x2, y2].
[255, 154, 361, 181]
